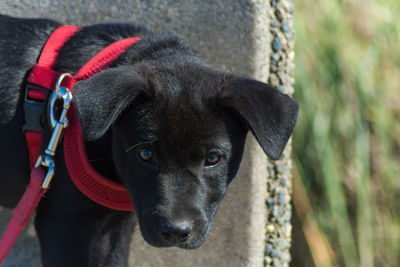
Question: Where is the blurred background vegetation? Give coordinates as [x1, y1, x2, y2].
[290, 0, 399, 266]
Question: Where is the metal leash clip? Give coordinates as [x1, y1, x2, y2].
[35, 73, 73, 189]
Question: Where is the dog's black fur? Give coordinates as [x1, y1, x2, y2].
[0, 15, 298, 266]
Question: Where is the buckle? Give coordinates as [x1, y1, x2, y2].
[23, 84, 49, 132]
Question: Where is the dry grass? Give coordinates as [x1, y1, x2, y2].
[292, 0, 400, 266]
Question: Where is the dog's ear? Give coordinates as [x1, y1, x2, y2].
[72, 65, 148, 140]
[218, 76, 298, 160]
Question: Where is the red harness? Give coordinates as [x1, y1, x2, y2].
[0, 26, 140, 264]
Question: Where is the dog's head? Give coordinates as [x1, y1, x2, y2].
[72, 59, 298, 249]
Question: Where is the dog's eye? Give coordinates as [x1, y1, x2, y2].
[138, 149, 153, 161]
[205, 153, 221, 166]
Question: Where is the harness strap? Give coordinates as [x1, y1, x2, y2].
[64, 37, 141, 211]
[25, 131, 44, 169]
[28, 25, 79, 89]
[25, 26, 81, 168]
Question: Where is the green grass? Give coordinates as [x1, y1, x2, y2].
[292, 0, 400, 266]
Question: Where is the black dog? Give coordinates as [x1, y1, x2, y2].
[0, 15, 298, 266]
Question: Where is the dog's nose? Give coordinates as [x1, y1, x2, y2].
[160, 219, 192, 244]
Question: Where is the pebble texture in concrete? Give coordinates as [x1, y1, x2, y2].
[0, 1, 279, 266]
[264, 1, 295, 266]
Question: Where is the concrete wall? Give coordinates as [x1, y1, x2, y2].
[0, 1, 271, 266]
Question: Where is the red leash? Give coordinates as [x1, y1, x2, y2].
[0, 169, 47, 264]
[0, 25, 140, 264]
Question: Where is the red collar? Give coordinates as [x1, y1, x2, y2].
[25, 25, 140, 211]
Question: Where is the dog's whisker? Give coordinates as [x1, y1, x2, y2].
[125, 143, 141, 153]
[176, 248, 188, 256]
[125, 142, 151, 153]
[88, 157, 103, 162]
[211, 224, 229, 231]
[205, 231, 219, 243]
[221, 195, 235, 209]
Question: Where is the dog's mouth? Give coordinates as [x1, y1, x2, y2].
[137, 211, 211, 249]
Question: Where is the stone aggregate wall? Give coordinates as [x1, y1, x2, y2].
[264, 1, 295, 266]
[264, 0, 295, 267]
